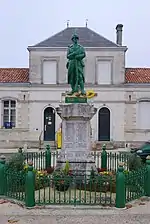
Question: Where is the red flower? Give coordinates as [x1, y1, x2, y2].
[68, 170, 72, 175]
[60, 180, 64, 184]
[97, 168, 107, 173]
[46, 167, 54, 174]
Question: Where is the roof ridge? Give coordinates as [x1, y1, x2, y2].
[32, 28, 67, 47]
[86, 27, 118, 46]
[31, 26, 119, 48]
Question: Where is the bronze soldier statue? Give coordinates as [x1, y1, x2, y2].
[66, 32, 86, 96]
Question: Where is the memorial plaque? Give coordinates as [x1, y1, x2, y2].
[65, 97, 87, 103]
[76, 122, 88, 148]
[64, 122, 75, 142]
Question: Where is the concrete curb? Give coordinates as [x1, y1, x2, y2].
[0, 197, 117, 210]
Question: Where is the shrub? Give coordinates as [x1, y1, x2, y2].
[128, 153, 142, 171]
[35, 170, 49, 190]
[63, 160, 70, 174]
[5, 151, 25, 172]
[53, 162, 72, 191]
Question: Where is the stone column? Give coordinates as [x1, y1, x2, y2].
[56, 103, 97, 174]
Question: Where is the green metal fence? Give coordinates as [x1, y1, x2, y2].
[1, 150, 150, 208]
[25, 151, 129, 172]
[125, 166, 147, 203]
[4, 169, 25, 202]
[35, 173, 115, 206]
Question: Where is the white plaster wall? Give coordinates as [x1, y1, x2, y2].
[2, 85, 150, 145]
[29, 86, 125, 141]
[29, 101, 61, 140]
[29, 49, 125, 85]
[0, 86, 125, 143]
[90, 102, 125, 142]
[124, 88, 150, 142]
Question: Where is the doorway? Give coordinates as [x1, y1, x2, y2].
[44, 107, 55, 141]
[98, 107, 110, 141]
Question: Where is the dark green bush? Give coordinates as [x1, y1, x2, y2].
[128, 153, 142, 171]
[6, 152, 25, 172]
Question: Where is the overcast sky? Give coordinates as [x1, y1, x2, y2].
[0, 0, 149, 68]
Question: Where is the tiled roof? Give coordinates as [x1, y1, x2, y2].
[125, 68, 150, 83]
[0, 68, 29, 83]
[32, 27, 118, 48]
[0, 67, 150, 84]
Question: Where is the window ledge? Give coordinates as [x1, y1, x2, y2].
[0, 128, 29, 132]
[125, 129, 150, 133]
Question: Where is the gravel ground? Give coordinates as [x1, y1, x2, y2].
[0, 197, 150, 224]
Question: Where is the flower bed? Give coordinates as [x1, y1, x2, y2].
[52, 161, 73, 191]
[76, 171, 116, 193]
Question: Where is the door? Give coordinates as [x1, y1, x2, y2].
[44, 107, 55, 141]
[98, 107, 110, 141]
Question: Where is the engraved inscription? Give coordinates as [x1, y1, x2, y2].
[75, 152, 88, 157]
[64, 122, 75, 142]
[66, 152, 74, 158]
[78, 105, 91, 115]
[77, 142, 87, 148]
[76, 122, 87, 148]
[64, 143, 74, 149]
[76, 123, 87, 142]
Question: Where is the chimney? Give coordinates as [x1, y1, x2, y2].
[116, 24, 123, 45]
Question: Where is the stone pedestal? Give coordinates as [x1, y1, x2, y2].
[56, 103, 97, 175]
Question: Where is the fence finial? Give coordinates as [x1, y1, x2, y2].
[118, 162, 124, 167]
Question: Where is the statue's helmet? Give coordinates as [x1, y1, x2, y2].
[71, 32, 79, 41]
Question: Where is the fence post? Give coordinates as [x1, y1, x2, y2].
[25, 161, 35, 207]
[101, 144, 107, 170]
[145, 156, 150, 196]
[0, 155, 6, 195]
[45, 144, 51, 169]
[116, 162, 125, 208]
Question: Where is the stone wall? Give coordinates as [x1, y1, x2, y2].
[0, 128, 39, 148]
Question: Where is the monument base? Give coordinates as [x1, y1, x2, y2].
[56, 103, 97, 176]
[56, 156, 97, 176]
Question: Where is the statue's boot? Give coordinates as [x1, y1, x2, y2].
[80, 82, 86, 96]
[67, 84, 77, 95]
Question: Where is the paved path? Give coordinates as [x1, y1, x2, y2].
[0, 199, 150, 224]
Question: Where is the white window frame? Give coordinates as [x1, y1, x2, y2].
[2, 99, 16, 128]
[137, 100, 150, 130]
[95, 57, 113, 84]
[41, 57, 59, 84]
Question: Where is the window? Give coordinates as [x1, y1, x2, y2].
[137, 101, 150, 129]
[43, 60, 57, 84]
[3, 100, 16, 128]
[97, 60, 112, 84]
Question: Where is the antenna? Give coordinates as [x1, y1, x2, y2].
[85, 19, 88, 27]
[67, 20, 70, 28]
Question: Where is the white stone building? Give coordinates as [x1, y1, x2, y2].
[0, 24, 150, 149]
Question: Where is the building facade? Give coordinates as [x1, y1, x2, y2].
[0, 24, 150, 149]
